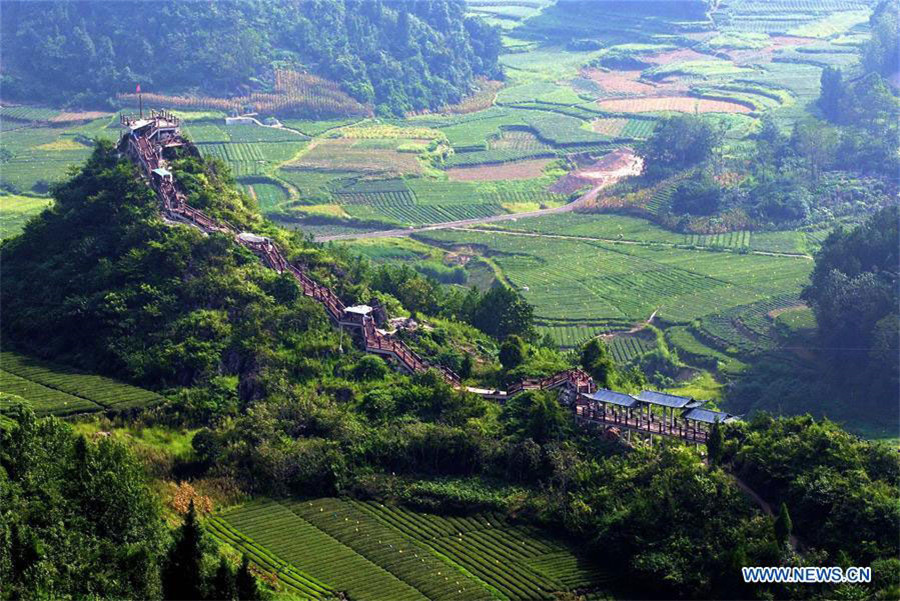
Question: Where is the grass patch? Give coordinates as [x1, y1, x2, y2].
[0, 194, 52, 239]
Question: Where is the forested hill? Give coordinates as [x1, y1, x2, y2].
[0, 0, 502, 116]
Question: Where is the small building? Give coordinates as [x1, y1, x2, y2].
[150, 167, 173, 186]
[237, 232, 269, 245]
[340, 305, 373, 327]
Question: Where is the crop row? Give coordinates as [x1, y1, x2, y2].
[620, 118, 657, 139]
[665, 326, 747, 374]
[351, 501, 553, 553]
[536, 323, 615, 348]
[335, 190, 417, 206]
[683, 230, 751, 249]
[488, 130, 554, 152]
[356, 203, 502, 225]
[482, 189, 567, 205]
[350, 501, 601, 601]
[0, 106, 61, 122]
[205, 516, 334, 599]
[222, 500, 426, 601]
[1, 351, 161, 410]
[428, 535, 557, 601]
[0, 369, 102, 416]
[225, 125, 307, 143]
[526, 552, 613, 589]
[694, 294, 800, 355]
[335, 178, 411, 194]
[645, 182, 677, 214]
[609, 334, 655, 363]
[197, 142, 266, 162]
[287, 498, 491, 601]
[722, 0, 865, 15]
[349, 501, 603, 601]
[445, 148, 556, 167]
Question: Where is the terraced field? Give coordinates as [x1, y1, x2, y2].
[210, 500, 422, 601]
[0, 351, 162, 416]
[695, 294, 803, 354]
[608, 331, 657, 363]
[211, 498, 610, 601]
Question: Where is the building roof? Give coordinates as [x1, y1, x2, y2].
[583, 389, 638, 408]
[682, 408, 735, 424]
[237, 232, 268, 244]
[151, 168, 171, 177]
[635, 390, 693, 408]
[344, 305, 373, 315]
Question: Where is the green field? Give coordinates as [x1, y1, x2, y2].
[210, 498, 610, 601]
[0, 194, 51, 239]
[0, 351, 162, 416]
[413, 227, 812, 326]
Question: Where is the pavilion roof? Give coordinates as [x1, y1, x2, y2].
[635, 390, 693, 408]
[682, 407, 735, 424]
[344, 305, 373, 315]
[237, 232, 268, 244]
[583, 389, 638, 408]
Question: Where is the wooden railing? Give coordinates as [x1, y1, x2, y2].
[575, 406, 708, 443]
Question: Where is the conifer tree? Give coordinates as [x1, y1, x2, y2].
[235, 554, 261, 600]
[163, 500, 205, 600]
[212, 556, 237, 601]
[707, 420, 724, 466]
[774, 502, 793, 548]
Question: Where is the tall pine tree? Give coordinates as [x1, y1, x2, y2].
[235, 554, 261, 600]
[774, 502, 793, 548]
[163, 500, 205, 600]
[211, 556, 237, 601]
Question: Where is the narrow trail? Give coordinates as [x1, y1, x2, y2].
[731, 474, 800, 551]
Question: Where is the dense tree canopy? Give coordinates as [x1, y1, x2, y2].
[0, 141, 342, 411]
[0, 0, 502, 116]
[639, 115, 721, 178]
[801, 207, 899, 407]
[0, 410, 167, 599]
[862, 0, 899, 77]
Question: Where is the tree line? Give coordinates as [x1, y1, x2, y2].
[0, 0, 502, 116]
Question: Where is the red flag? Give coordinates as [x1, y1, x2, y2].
[136, 83, 141, 93]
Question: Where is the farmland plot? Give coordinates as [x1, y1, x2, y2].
[348, 499, 611, 600]
[0, 194, 52, 239]
[0, 351, 162, 415]
[285, 139, 424, 175]
[447, 158, 553, 181]
[596, 96, 753, 114]
[608, 331, 657, 363]
[213, 500, 424, 601]
[213, 498, 610, 601]
[414, 229, 811, 327]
